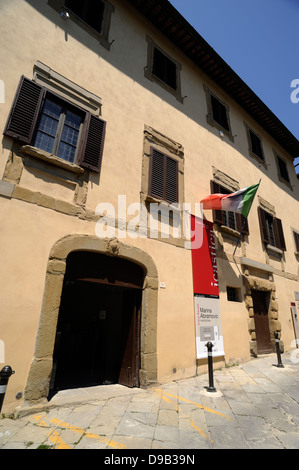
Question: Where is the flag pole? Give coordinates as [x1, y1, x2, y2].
[233, 219, 246, 256]
[233, 179, 261, 256]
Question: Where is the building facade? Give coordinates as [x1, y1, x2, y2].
[1, 0, 299, 413]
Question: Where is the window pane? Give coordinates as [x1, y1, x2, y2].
[61, 124, 79, 146]
[34, 131, 55, 154]
[33, 98, 61, 153]
[57, 141, 76, 163]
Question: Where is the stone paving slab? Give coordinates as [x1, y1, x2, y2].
[1, 352, 299, 450]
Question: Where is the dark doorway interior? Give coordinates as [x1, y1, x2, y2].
[48, 252, 143, 398]
[252, 290, 273, 354]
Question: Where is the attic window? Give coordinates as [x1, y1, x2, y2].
[152, 48, 177, 91]
[210, 95, 229, 132]
[65, 0, 105, 33]
[145, 36, 183, 103]
[249, 130, 264, 161]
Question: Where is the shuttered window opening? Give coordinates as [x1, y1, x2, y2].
[4, 76, 106, 173]
[277, 155, 290, 183]
[210, 95, 229, 132]
[65, 0, 105, 34]
[257, 207, 286, 251]
[210, 180, 249, 235]
[152, 47, 177, 91]
[249, 130, 264, 161]
[294, 232, 299, 252]
[149, 148, 178, 204]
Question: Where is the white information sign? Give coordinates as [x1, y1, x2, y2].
[194, 295, 224, 359]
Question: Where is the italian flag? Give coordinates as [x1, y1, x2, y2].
[201, 182, 260, 219]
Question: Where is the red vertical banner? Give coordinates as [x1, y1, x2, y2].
[191, 215, 224, 359]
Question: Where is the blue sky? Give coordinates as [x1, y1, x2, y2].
[169, 0, 299, 170]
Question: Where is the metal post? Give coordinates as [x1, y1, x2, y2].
[274, 331, 284, 368]
[205, 342, 217, 392]
[0, 366, 15, 414]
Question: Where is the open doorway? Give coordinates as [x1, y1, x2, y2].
[49, 251, 143, 398]
[252, 290, 273, 354]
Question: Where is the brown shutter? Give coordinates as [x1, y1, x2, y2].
[165, 155, 178, 203]
[149, 148, 164, 199]
[211, 180, 223, 224]
[273, 217, 286, 251]
[3, 76, 45, 144]
[236, 213, 249, 235]
[257, 207, 270, 245]
[79, 113, 106, 172]
[149, 148, 178, 203]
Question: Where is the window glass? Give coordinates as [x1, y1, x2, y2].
[33, 96, 83, 163]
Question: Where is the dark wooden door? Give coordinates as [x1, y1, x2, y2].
[252, 291, 273, 354]
[118, 290, 141, 387]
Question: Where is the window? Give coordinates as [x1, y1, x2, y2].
[4, 76, 106, 172]
[204, 86, 234, 141]
[258, 207, 286, 251]
[152, 48, 177, 91]
[65, 0, 105, 33]
[149, 147, 178, 204]
[227, 287, 241, 302]
[210, 181, 249, 234]
[293, 231, 299, 253]
[48, 0, 114, 50]
[145, 37, 183, 102]
[249, 129, 264, 161]
[210, 95, 229, 132]
[276, 154, 290, 183]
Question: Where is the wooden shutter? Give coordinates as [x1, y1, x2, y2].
[257, 207, 270, 245]
[79, 113, 106, 173]
[149, 148, 178, 203]
[210, 181, 223, 224]
[150, 148, 164, 199]
[4, 76, 45, 144]
[273, 217, 286, 251]
[236, 213, 249, 235]
[165, 155, 178, 203]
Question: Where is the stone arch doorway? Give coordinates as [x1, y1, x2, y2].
[49, 251, 144, 397]
[24, 236, 158, 404]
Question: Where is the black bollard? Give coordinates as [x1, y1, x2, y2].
[0, 366, 15, 414]
[274, 332, 284, 368]
[205, 341, 217, 392]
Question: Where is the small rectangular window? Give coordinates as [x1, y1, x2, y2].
[227, 287, 241, 302]
[210, 95, 229, 131]
[65, 0, 105, 33]
[293, 231, 299, 252]
[152, 48, 177, 90]
[277, 155, 290, 183]
[249, 130, 264, 161]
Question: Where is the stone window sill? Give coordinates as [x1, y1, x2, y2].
[266, 244, 283, 256]
[21, 145, 85, 174]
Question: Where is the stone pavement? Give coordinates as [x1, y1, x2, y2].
[1, 351, 299, 450]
